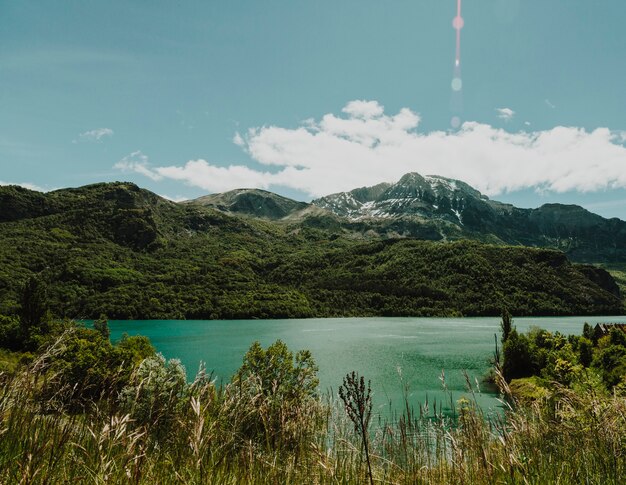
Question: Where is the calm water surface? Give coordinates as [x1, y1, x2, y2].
[108, 316, 625, 416]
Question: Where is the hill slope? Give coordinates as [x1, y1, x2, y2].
[0, 182, 623, 319]
[188, 188, 308, 220]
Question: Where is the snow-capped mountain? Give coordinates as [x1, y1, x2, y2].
[312, 173, 488, 224]
[186, 172, 626, 263]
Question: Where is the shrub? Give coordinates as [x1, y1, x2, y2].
[119, 354, 188, 439]
[43, 326, 156, 408]
[227, 339, 322, 450]
[0, 314, 20, 351]
[503, 329, 533, 381]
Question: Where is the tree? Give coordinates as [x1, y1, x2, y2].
[18, 276, 49, 348]
[578, 337, 594, 367]
[230, 340, 320, 448]
[502, 329, 533, 381]
[0, 314, 21, 351]
[501, 307, 513, 344]
[234, 340, 319, 401]
[93, 314, 110, 340]
[47, 327, 156, 407]
[609, 327, 626, 347]
[120, 354, 188, 439]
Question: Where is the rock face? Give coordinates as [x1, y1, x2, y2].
[313, 173, 486, 223]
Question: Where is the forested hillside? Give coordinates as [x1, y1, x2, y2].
[0, 182, 623, 319]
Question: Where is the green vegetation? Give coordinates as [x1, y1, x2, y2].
[1, 316, 626, 484]
[0, 183, 623, 319]
[603, 263, 626, 303]
[1, 289, 625, 483]
[1, 182, 625, 482]
[500, 317, 626, 399]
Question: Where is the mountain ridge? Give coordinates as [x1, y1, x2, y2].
[3, 174, 625, 263]
[0, 179, 623, 319]
[183, 172, 626, 263]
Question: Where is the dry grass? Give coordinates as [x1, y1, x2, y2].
[0, 339, 625, 484]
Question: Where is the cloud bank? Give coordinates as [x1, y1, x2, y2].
[115, 100, 626, 197]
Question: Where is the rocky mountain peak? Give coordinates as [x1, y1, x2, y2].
[311, 172, 487, 223]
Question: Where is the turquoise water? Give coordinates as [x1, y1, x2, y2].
[108, 316, 625, 416]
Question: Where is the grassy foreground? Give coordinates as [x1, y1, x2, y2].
[1, 333, 625, 484]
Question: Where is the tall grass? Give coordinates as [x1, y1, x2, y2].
[1, 338, 625, 484]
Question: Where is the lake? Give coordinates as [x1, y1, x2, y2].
[108, 315, 625, 417]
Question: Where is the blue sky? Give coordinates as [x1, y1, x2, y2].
[1, 0, 625, 218]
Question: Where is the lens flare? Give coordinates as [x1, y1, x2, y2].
[450, 0, 464, 129]
[454, 0, 463, 68]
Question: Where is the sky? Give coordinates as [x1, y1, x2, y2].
[1, 0, 625, 219]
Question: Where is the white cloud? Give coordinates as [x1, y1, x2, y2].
[113, 151, 274, 193]
[342, 100, 386, 119]
[233, 132, 245, 146]
[159, 194, 188, 202]
[155, 160, 274, 193]
[545, 99, 556, 109]
[77, 128, 114, 143]
[113, 101, 626, 198]
[114, 151, 163, 181]
[0, 181, 47, 192]
[496, 107, 515, 122]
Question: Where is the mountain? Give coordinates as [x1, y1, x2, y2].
[182, 173, 626, 263]
[0, 181, 623, 319]
[310, 173, 626, 263]
[188, 188, 308, 220]
[314, 173, 482, 222]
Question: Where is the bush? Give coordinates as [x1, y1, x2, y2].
[0, 314, 20, 351]
[503, 330, 533, 381]
[119, 354, 188, 439]
[44, 326, 156, 408]
[227, 339, 322, 450]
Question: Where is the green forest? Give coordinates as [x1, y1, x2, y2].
[0, 183, 623, 320]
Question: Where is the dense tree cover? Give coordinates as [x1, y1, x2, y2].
[602, 263, 626, 297]
[0, 275, 157, 406]
[0, 182, 623, 320]
[501, 320, 626, 397]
